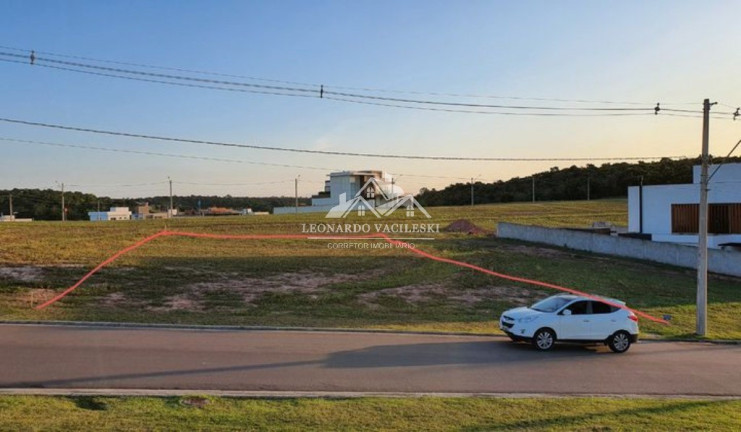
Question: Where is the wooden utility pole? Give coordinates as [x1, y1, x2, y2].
[168, 177, 173, 218]
[61, 183, 65, 222]
[470, 178, 474, 206]
[295, 176, 299, 214]
[697, 98, 714, 336]
[532, 177, 535, 203]
[8, 194, 13, 220]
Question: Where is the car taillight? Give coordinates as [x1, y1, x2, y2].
[628, 314, 638, 322]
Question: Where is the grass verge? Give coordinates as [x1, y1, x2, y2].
[0, 395, 739, 432]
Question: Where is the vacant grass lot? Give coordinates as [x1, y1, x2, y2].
[0, 200, 739, 339]
[0, 395, 739, 431]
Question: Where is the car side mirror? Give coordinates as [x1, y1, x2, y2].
[562, 309, 572, 316]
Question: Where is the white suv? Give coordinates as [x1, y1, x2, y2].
[499, 294, 639, 353]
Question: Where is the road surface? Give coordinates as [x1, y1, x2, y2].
[1, 324, 738, 396]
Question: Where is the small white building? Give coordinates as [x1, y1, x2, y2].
[88, 207, 132, 221]
[627, 163, 741, 248]
[274, 170, 404, 215]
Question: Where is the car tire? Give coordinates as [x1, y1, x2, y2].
[532, 328, 556, 351]
[608, 331, 632, 353]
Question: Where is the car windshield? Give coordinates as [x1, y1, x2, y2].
[530, 296, 573, 312]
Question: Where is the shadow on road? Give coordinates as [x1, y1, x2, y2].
[5, 340, 615, 388]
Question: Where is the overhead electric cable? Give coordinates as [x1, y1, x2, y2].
[0, 50, 675, 114]
[0, 44, 700, 106]
[0, 119, 688, 162]
[0, 137, 495, 180]
[0, 57, 317, 100]
[322, 95, 653, 117]
[4, 49, 739, 118]
[0, 137, 335, 171]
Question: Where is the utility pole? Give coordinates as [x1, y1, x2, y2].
[470, 177, 474, 206]
[697, 98, 714, 336]
[60, 182, 65, 222]
[168, 177, 173, 218]
[532, 176, 535, 203]
[97, 200, 101, 221]
[587, 176, 591, 201]
[295, 175, 300, 214]
[639, 175, 644, 234]
[8, 194, 13, 220]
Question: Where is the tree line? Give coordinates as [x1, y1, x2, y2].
[3, 157, 740, 220]
[415, 157, 741, 207]
[0, 189, 309, 221]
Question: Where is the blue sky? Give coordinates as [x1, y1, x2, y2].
[1, 0, 740, 198]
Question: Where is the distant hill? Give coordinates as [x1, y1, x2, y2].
[415, 156, 741, 207]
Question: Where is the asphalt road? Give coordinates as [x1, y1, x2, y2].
[1, 324, 739, 396]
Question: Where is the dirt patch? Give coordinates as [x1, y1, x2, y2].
[358, 283, 448, 306]
[148, 294, 205, 312]
[449, 285, 546, 307]
[164, 271, 375, 309]
[0, 266, 43, 283]
[99, 292, 134, 307]
[19, 288, 57, 305]
[443, 219, 488, 234]
[359, 283, 546, 308]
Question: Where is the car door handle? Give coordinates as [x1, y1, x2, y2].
[582, 319, 590, 322]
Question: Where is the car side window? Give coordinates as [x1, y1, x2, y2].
[566, 301, 589, 315]
[591, 301, 614, 314]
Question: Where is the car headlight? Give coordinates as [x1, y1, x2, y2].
[518, 316, 539, 323]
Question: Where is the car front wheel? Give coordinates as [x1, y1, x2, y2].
[608, 331, 632, 353]
[532, 328, 556, 351]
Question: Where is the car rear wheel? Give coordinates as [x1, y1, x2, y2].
[532, 328, 556, 351]
[608, 331, 632, 353]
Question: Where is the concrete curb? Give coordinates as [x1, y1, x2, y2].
[0, 320, 739, 344]
[0, 320, 497, 338]
[0, 388, 738, 400]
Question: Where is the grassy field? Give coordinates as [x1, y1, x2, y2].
[0, 199, 739, 339]
[0, 395, 739, 431]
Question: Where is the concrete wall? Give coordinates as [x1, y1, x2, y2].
[497, 222, 741, 277]
[693, 163, 741, 183]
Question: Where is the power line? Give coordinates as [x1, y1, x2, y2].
[323, 95, 653, 117]
[0, 118, 689, 161]
[176, 180, 294, 186]
[0, 137, 336, 171]
[1, 50, 714, 116]
[0, 44, 702, 106]
[68, 180, 168, 188]
[0, 137, 489, 181]
[323, 89, 651, 111]
[0, 57, 318, 100]
[4, 49, 740, 118]
[8, 55, 659, 116]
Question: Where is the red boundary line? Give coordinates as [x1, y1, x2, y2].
[34, 229, 669, 324]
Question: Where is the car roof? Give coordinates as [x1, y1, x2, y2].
[549, 293, 626, 305]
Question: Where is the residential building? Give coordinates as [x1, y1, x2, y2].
[132, 202, 170, 220]
[274, 170, 405, 215]
[88, 206, 132, 221]
[627, 163, 741, 249]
